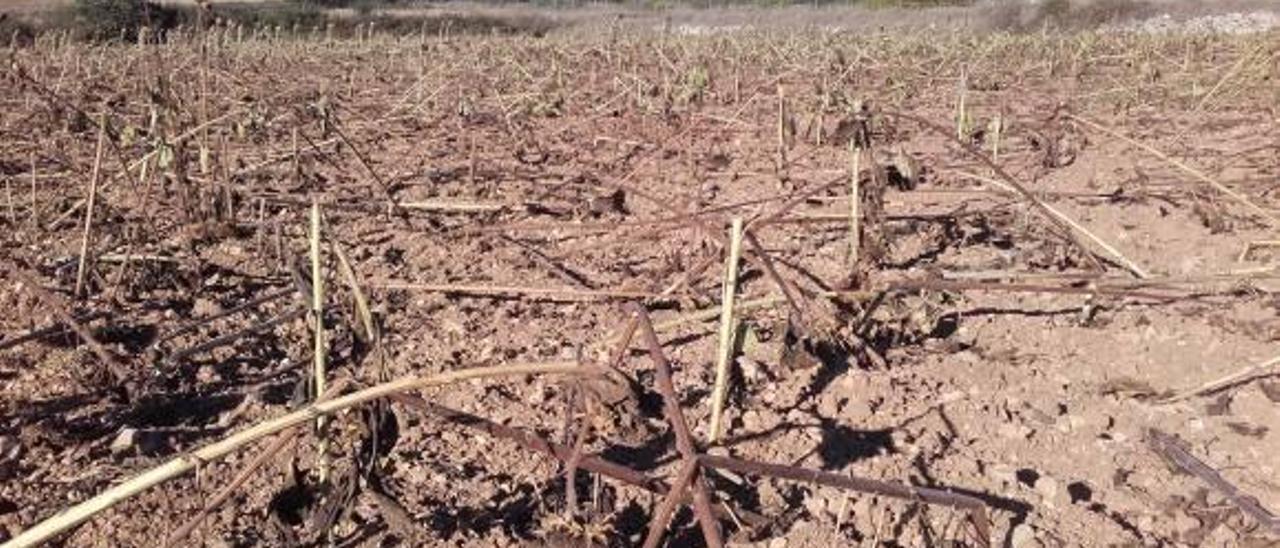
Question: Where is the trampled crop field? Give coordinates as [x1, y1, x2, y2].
[1, 4, 1279, 546]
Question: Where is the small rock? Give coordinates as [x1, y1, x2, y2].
[110, 428, 140, 455]
[1035, 476, 1058, 499]
[0, 436, 20, 480]
[986, 463, 1016, 485]
[1010, 523, 1038, 548]
[841, 398, 872, 421]
[998, 423, 1033, 439]
[817, 393, 840, 417]
[742, 410, 762, 432]
[109, 428, 168, 456]
[758, 481, 784, 509]
[1172, 509, 1200, 533]
[191, 298, 221, 317]
[768, 537, 787, 548]
[849, 495, 872, 518]
[587, 189, 626, 216]
[761, 386, 777, 405]
[737, 357, 764, 383]
[802, 494, 824, 518]
[196, 364, 218, 384]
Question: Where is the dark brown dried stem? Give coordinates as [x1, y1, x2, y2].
[698, 454, 991, 547]
[742, 230, 809, 333]
[1146, 428, 1280, 534]
[391, 394, 671, 495]
[878, 110, 1109, 275]
[641, 457, 700, 548]
[882, 279, 1180, 302]
[164, 376, 351, 547]
[563, 386, 590, 515]
[163, 430, 298, 547]
[0, 311, 111, 352]
[165, 308, 307, 366]
[150, 288, 294, 350]
[6, 265, 127, 382]
[627, 303, 725, 548]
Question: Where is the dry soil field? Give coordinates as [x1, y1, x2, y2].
[1, 9, 1279, 548]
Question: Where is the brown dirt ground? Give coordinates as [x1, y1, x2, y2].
[1, 21, 1279, 548]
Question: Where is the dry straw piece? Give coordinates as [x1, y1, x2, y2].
[848, 145, 862, 267]
[1159, 355, 1280, 404]
[4, 361, 592, 548]
[708, 217, 744, 443]
[1069, 114, 1280, 230]
[950, 169, 1150, 279]
[74, 115, 108, 299]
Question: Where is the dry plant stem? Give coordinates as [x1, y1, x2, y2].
[605, 311, 641, 371]
[1191, 41, 1268, 114]
[390, 394, 673, 496]
[619, 295, 789, 346]
[4, 361, 592, 548]
[879, 110, 1115, 276]
[1146, 429, 1280, 534]
[325, 115, 408, 219]
[150, 288, 293, 350]
[165, 308, 306, 366]
[747, 173, 847, 230]
[564, 413, 589, 514]
[947, 167, 1146, 274]
[376, 282, 668, 302]
[947, 169, 1149, 279]
[991, 113, 1002, 162]
[628, 304, 725, 548]
[697, 454, 991, 547]
[1067, 114, 1280, 229]
[1158, 355, 1280, 404]
[399, 200, 506, 213]
[639, 276, 1181, 348]
[0, 311, 111, 352]
[849, 145, 861, 267]
[1239, 240, 1280, 262]
[162, 378, 350, 545]
[162, 429, 298, 547]
[334, 243, 377, 344]
[881, 279, 1176, 301]
[30, 83, 272, 229]
[776, 84, 786, 169]
[709, 218, 743, 444]
[6, 265, 125, 382]
[309, 201, 329, 484]
[641, 457, 700, 548]
[74, 115, 107, 299]
[742, 231, 808, 330]
[28, 152, 39, 229]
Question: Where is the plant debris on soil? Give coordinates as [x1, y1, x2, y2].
[1, 11, 1279, 548]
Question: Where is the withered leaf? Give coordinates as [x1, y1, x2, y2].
[1225, 422, 1268, 438]
[1258, 380, 1280, 403]
[1098, 377, 1165, 400]
[1205, 393, 1233, 416]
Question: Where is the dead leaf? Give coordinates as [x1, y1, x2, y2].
[1258, 380, 1280, 403]
[1098, 377, 1159, 400]
[1225, 422, 1268, 438]
[1205, 393, 1233, 416]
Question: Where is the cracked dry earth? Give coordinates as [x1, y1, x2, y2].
[1, 25, 1279, 547]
